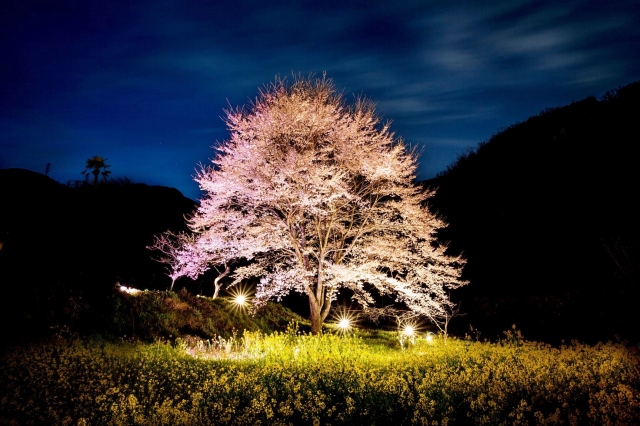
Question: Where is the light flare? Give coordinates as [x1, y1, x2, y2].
[118, 285, 142, 295]
[397, 318, 423, 349]
[403, 325, 415, 337]
[226, 285, 254, 311]
[338, 318, 351, 330]
[331, 306, 358, 334]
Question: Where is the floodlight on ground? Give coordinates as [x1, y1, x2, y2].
[402, 325, 415, 337]
[338, 318, 351, 330]
[397, 318, 422, 349]
[226, 285, 254, 311]
[331, 306, 358, 335]
[118, 285, 141, 295]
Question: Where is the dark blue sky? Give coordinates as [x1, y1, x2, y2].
[2, 0, 639, 200]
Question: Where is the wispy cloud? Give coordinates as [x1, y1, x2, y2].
[2, 0, 638, 199]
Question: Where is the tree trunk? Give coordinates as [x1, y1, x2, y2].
[309, 297, 322, 335]
[212, 263, 230, 299]
[309, 292, 332, 335]
[308, 254, 330, 335]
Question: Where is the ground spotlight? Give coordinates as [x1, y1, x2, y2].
[118, 284, 142, 295]
[234, 294, 246, 306]
[226, 284, 253, 311]
[331, 306, 358, 335]
[397, 317, 423, 349]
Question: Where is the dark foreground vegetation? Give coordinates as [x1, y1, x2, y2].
[426, 81, 640, 344]
[0, 172, 197, 343]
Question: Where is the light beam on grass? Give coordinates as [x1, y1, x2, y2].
[118, 284, 142, 295]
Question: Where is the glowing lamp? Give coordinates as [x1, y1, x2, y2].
[226, 285, 253, 311]
[426, 332, 434, 343]
[118, 285, 141, 295]
[332, 307, 356, 334]
[338, 318, 351, 330]
[403, 325, 415, 337]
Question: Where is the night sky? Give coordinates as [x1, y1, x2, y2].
[2, 0, 639, 201]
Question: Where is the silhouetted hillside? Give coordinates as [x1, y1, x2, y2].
[426, 81, 640, 343]
[0, 169, 197, 340]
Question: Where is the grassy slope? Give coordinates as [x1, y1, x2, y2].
[96, 288, 311, 341]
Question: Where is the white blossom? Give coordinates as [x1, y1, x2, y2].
[159, 75, 466, 333]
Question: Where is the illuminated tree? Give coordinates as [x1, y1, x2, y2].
[150, 232, 201, 291]
[424, 299, 465, 343]
[170, 75, 466, 334]
[150, 231, 231, 297]
[82, 156, 111, 185]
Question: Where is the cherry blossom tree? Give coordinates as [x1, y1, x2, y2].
[168, 75, 466, 334]
[149, 232, 206, 291]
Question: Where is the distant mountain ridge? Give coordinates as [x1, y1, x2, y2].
[0, 168, 197, 285]
[424, 81, 640, 343]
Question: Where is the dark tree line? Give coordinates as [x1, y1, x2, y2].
[0, 169, 196, 341]
[425, 81, 640, 343]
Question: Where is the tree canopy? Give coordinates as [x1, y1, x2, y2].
[82, 156, 111, 186]
[157, 75, 466, 334]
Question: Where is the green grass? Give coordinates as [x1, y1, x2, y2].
[2, 327, 639, 425]
[97, 288, 310, 341]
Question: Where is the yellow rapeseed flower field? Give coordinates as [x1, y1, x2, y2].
[1, 327, 639, 425]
